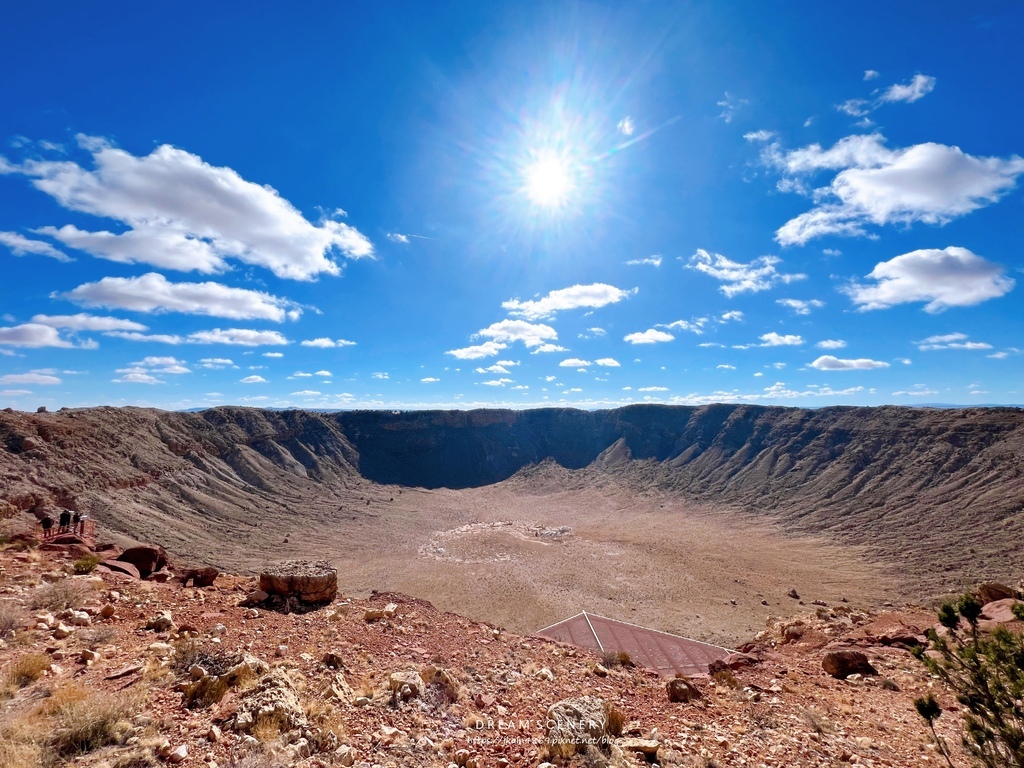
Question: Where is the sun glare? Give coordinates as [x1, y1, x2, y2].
[523, 151, 575, 209]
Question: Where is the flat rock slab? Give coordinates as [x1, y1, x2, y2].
[259, 560, 338, 603]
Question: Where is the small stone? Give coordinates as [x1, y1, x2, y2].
[787, 588, 800, 599]
[53, 622, 74, 639]
[667, 676, 703, 703]
[534, 667, 554, 681]
[322, 651, 345, 669]
[337, 744, 356, 766]
[149, 642, 174, 656]
[146, 611, 174, 632]
[276, 645, 287, 657]
[100, 604, 116, 619]
[592, 663, 609, 677]
[190, 665, 208, 680]
[207, 725, 222, 743]
[168, 744, 188, 764]
[81, 649, 101, 663]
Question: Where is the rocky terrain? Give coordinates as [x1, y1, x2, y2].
[2, 527, 1016, 768]
[1, 404, 1022, 615]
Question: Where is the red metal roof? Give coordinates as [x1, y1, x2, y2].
[534, 611, 730, 678]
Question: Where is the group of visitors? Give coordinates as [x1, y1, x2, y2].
[39, 509, 89, 538]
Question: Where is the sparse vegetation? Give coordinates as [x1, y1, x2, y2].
[42, 685, 135, 757]
[913, 593, 1024, 768]
[712, 667, 740, 689]
[600, 650, 634, 669]
[2, 652, 51, 697]
[72, 554, 101, 575]
[28, 578, 91, 612]
[0, 600, 26, 637]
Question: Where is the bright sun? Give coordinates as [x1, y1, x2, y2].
[523, 151, 575, 209]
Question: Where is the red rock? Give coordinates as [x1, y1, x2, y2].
[822, 650, 877, 679]
[116, 545, 168, 578]
[98, 559, 142, 579]
[978, 582, 1017, 604]
[182, 566, 219, 588]
[980, 598, 1024, 624]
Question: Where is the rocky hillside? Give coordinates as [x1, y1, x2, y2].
[0, 531, 1001, 768]
[2, 404, 1023, 595]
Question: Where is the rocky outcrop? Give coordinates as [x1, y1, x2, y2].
[258, 560, 338, 605]
[822, 650, 877, 679]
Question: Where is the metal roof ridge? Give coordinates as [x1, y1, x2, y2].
[534, 611, 587, 635]
[581, 611, 734, 653]
[581, 611, 604, 652]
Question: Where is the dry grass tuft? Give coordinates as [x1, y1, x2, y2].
[38, 685, 135, 757]
[71, 554, 101, 575]
[29, 578, 92, 612]
[0, 601, 27, 637]
[2, 653, 51, 698]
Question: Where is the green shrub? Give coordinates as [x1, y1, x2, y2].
[913, 594, 1024, 767]
[72, 555, 101, 575]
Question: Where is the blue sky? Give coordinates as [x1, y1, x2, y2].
[1, 2, 1021, 410]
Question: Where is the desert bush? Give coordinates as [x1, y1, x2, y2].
[0, 601, 27, 636]
[711, 668, 739, 689]
[42, 685, 134, 757]
[78, 626, 117, 651]
[72, 554, 101, 575]
[2, 653, 51, 699]
[170, 638, 234, 677]
[29, 578, 91, 611]
[600, 650, 634, 669]
[913, 593, 1024, 768]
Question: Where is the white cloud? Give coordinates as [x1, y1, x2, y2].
[105, 331, 183, 344]
[816, 339, 847, 349]
[446, 340, 508, 360]
[743, 130, 775, 142]
[879, 74, 936, 103]
[892, 386, 938, 396]
[1, 136, 372, 279]
[477, 319, 558, 348]
[291, 390, 321, 396]
[476, 364, 510, 374]
[199, 358, 235, 369]
[31, 313, 147, 332]
[843, 247, 1014, 312]
[113, 372, 162, 384]
[687, 249, 805, 296]
[421, 377, 440, 383]
[864, 70, 880, 81]
[617, 116, 635, 136]
[531, 343, 567, 354]
[638, 386, 669, 392]
[502, 283, 635, 320]
[595, 358, 620, 367]
[386, 233, 410, 244]
[624, 329, 674, 345]
[587, 327, 606, 337]
[776, 298, 824, 315]
[759, 332, 804, 347]
[809, 355, 890, 370]
[291, 372, 312, 377]
[625, 255, 662, 267]
[987, 347, 1021, 360]
[0, 372, 62, 385]
[717, 364, 736, 369]
[300, 337, 356, 348]
[560, 358, 591, 368]
[823, 248, 842, 257]
[0, 389, 32, 396]
[372, 372, 389, 379]
[240, 375, 266, 383]
[662, 318, 708, 334]
[59, 272, 301, 321]
[187, 328, 290, 346]
[717, 92, 748, 123]
[916, 332, 992, 351]
[314, 370, 332, 377]
[0, 324, 97, 349]
[0, 231, 71, 261]
[720, 311, 744, 322]
[263, 352, 284, 358]
[770, 135, 1024, 245]
[482, 378, 513, 387]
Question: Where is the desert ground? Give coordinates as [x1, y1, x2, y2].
[123, 474, 895, 648]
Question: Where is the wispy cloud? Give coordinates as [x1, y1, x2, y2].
[502, 283, 635, 320]
[687, 249, 805, 296]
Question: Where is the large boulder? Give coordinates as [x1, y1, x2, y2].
[232, 669, 307, 735]
[259, 560, 338, 604]
[97, 560, 142, 580]
[116, 545, 168, 579]
[822, 650, 877, 679]
[544, 696, 619, 758]
[666, 677, 702, 703]
[978, 582, 1018, 604]
[181, 566, 219, 588]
